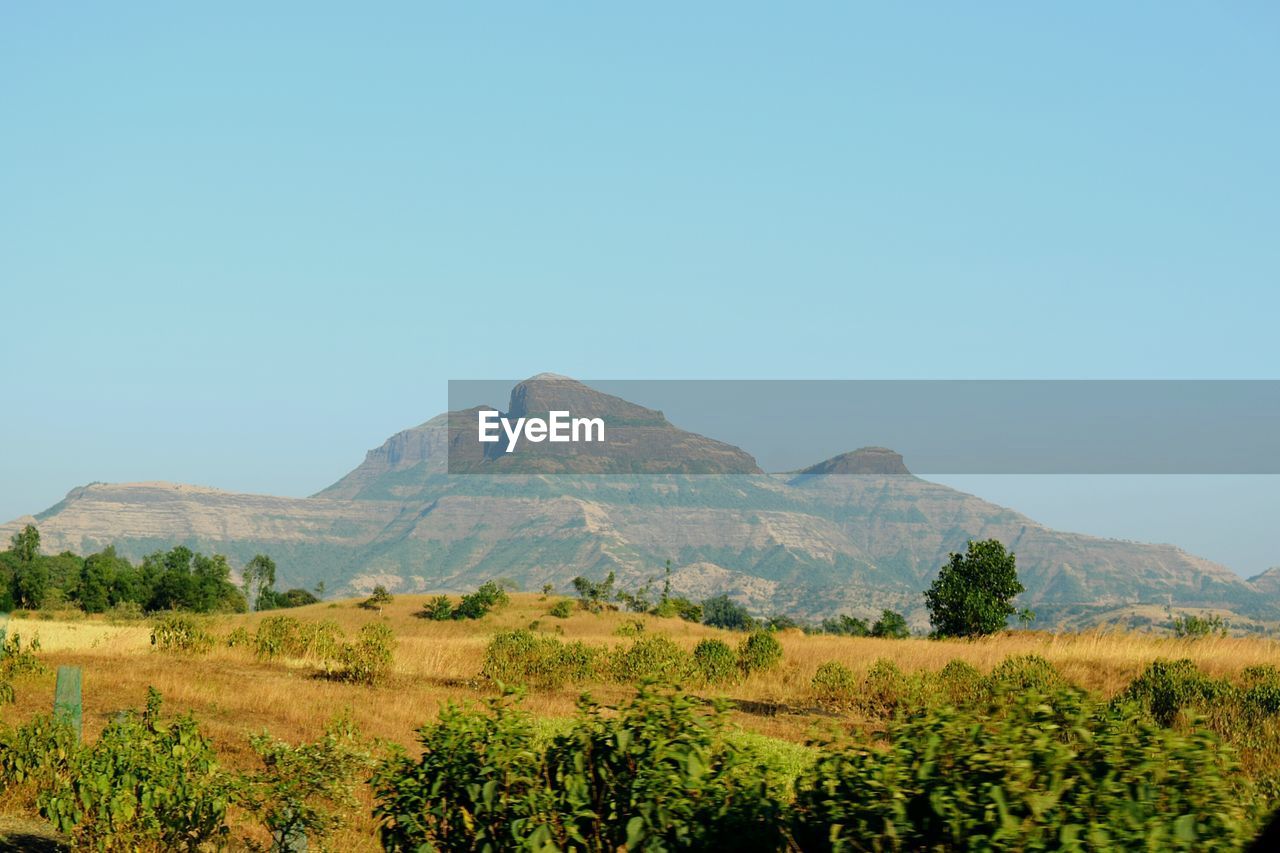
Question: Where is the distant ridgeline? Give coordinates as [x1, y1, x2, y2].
[0, 524, 315, 615]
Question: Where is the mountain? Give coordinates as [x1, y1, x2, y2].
[3, 376, 1275, 627]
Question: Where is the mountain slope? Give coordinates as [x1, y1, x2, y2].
[3, 378, 1271, 626]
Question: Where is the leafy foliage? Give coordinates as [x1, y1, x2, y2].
[571, 572, 616, 613]
[737, 631, 783, 676]
[150, 613, 215, 655]
[548, 599, 574, 619]
[241, 715, 371, 851]
[811, 661, 858, 708]
[372, 685, 781, 851]
[38, 688, 231, 851]
[791, 686, 1257, 851]
[870, 609, 910, 638]
[693, 638, 739, 686]
[452, 581, 510, 620]
[819, 614, 869, 636]
[925, 538, 1025, 638]
[702, 595, 756, 631]
[1172, 611, 1228, 639]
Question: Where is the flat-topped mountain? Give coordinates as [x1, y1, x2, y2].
[3, 376, 1275, 627]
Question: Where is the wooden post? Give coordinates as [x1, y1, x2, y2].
[54, 665, 83, 741]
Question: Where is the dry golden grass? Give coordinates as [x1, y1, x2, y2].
[4, 593, 1280, 849]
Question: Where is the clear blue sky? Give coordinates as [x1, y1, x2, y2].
[2, 3, 1277, 572]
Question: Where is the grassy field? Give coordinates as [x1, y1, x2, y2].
[3, 593, 1280, 849]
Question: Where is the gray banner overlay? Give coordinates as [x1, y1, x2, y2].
[446, 379, 1280, 474]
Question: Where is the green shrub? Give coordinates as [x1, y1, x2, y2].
[702, 595, 756, 631]
[694, 638, 739, 686]
[937, 659, 988, 706]
[372, 691, 547, 851]
[652, 595, 702, 622]
[452, 581, 510, 620]
[792, 687, 1257, 851]
[38, 688, 231, 851]
[1242, 665, 1280, 716]
[1119, 658, 1235, 726]
[0, 713, 79, 790]
[254, 615, 303, 661]
[0, 632, 46, 678]
[329, 623, 396, 685]
[224, 626, 251, 648]
[811, 661, 858, 708]
[372, 685, 779, 851]
[610, 635, 696, 683]
[870, 609, 910, 639]
[862, 658, 913, 717]
[241, 715, 371, 850]
[1172, 612, 1227, 639]
[614, 618, 646, 637]
[820, 614, 869, 636]
[150, 614, 215, 655]
[420, 594, 453, 621]
[987, 654, 1063, 694]
[737, 630, 783, 676]
[548, 599, 573, 618]
[481, 630, 599, 689]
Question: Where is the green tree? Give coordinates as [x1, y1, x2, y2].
[243, 554, 278, 611]
[12, 560, 49, 609]
[78, 550, 119, 613]
[10, 524, 40, 563]
[701, 595, 756, 631]
[924, 539, 1025, 638]
[870, 609, 910, 639]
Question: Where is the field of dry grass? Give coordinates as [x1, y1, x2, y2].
[4, 593, 1280, 849]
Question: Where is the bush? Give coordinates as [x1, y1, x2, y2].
[224, 626, 251, 648]
[791, 687, 1257, 851]
[359, 585, 394, 612]
[38, 688, 231, 850]
[419, 595, 453, 621]
[150, 614, 214, 655]
[0, 713, 79, 790]
[571, 572, 616, 613]
[452, 581, 509, 620]
[614, 618, 646, 637]
[652, 595, 702, 622]
[372, 685, 780, 851]
[1173, 612, 1227, 639]
[372, 691, 547, 851]
[481, 630, 599, 689]
[0, 632, 46, 678]
[702, 595, 756, 631]
[330, 623, 396, 685]
[694, 638, 739, 686]
[548, 599, 573, 618]
[254, 615, 303, 661]
[737, 630, 782, 676]
[1119, 658, 1235, 726]
[610, 635, 695, 683]
[987, 654, 1063, 694]
[819, 614, 869, 636]
[936, 659, 988, 706]
[241, 715, 371, 851]
[811, 661, 858, 708]
[870, 609, 910, 639]
[861, 658, 913, 718]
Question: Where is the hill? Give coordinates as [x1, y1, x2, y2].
[3, 376, 1274, 627]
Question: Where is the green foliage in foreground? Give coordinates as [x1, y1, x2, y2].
[371, 683, 1263, 852]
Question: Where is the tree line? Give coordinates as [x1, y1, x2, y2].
[0, 525, 317, 614]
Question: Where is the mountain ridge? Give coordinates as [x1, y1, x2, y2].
[3, 376, 1274, 627]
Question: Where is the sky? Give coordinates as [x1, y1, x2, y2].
[2, 3, 1277, 573]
